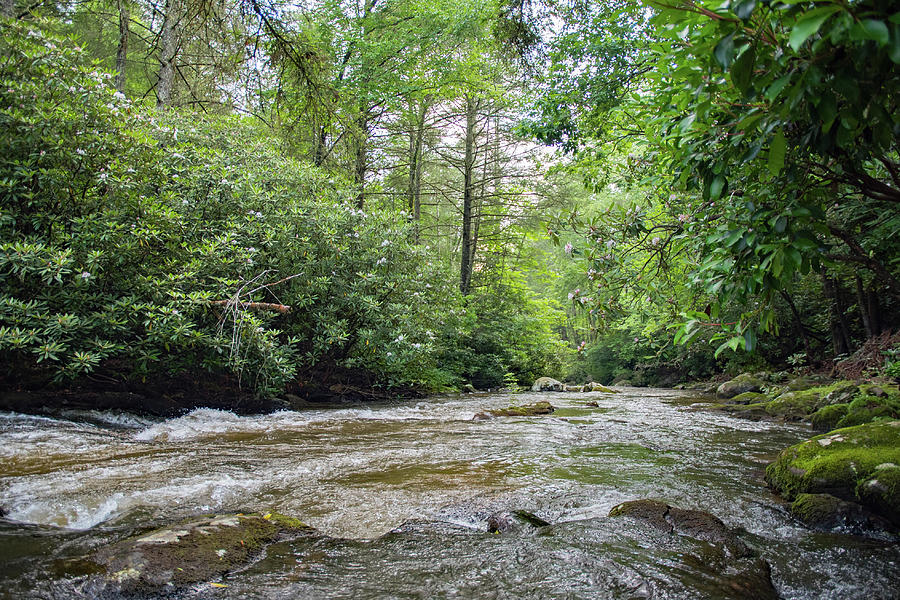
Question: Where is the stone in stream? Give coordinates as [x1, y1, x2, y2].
[531, 377, 564, 392]
[486, 510, 551, 534]
[85, 512, 320, 595]
[473, 401, 556, 419]
[765, 420, 900, 532]
[716, 373, 765, 400]
[608, 499, 777, 600]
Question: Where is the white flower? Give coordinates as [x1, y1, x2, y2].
[564, 242, 573, 254]
[652, 236, 661, 245]
[80, 271, 91, 279]
[376, 257, 387, 265]
[381, 240, 391, 247]
[75, 148, 85, 155]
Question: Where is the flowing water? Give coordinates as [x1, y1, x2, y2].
[0, 388, 897, 599]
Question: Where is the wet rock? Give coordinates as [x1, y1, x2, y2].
[789, 493, 894, 533]
[766, 420, 900, 528]
[786, 374, 832, 391]
[810, 404, 850, 431]
[729, 392, 768, 405]
[711, 402, 770, 420]
[716, 374, 765, 400]
[582, 382, 618, 393]
[461, 384, 478, 393]
[486, 510, 551, 534]
[608, 500, 749, 558]
[531, 377, 564, 392]
[564, 384, 583, 392]
[585, 400, 600, 407]
[87, 512, 319, 595]
[608, 500, 776, 600]
[477, 401, 555, 418]
[821, 382, 859, 405]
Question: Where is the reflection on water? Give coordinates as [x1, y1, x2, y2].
[1, 389, 898, 599]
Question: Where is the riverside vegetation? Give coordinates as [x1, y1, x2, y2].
[1, 0, 900, 596]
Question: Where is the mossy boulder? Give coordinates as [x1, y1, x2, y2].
[764, 381, 863, 422]
[531, 377, 564, 392]
[786, 374, 833, 391]
[89, 512, 319, 595]
[477, 401, 555, 418]
[582, 382, 618, 393]
[716, 374, 765, 399]
[810, 404, 850, 431]
[729, 392, 768, 405]
[789, 493, 893, 533]
[834, 391, 900, 428]
[713, 402, 770, 420]
[765, 420, 900, 527]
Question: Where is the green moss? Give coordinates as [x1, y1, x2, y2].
[764, 381, 859, 421]
[730, 392, 768, 405]
[857, 465, 900, 526]
[488, 401, 555, 417]
[835, 392, 900, 428]
[810, 404, 849, 431]
[765, 421, 900, 523]
[264, 512, 312, 531]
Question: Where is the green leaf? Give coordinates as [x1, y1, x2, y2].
[734, 0, 756, 21]
[765, 73, 792, 101]
[731, 46, 756, 94]
[851, 19, 890, 46]
[714, 32, 736, 69]
[710, 175, 726, 200]
[767, 130, 787, 176]
[789, 6, 842, 52]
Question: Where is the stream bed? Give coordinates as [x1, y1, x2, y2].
[1, 388, 898, 599]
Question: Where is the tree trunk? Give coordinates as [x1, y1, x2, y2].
[1, 0, 15, 19]
[156, 0, 181, 108]
[114, 0, 129, 92]
[855, 275, 874, 339]
[406, 96, 430, 242]
[459, 95, 478, 295]
[822, 275, 851, 355]
[354, 111, 368, 208]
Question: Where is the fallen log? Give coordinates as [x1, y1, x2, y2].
[209, 300, 291, 314]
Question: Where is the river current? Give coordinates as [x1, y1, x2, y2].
[0, 388, 897, 599]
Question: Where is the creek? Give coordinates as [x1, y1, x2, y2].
[0, 388, 898, 599]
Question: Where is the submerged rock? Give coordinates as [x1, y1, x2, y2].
[531, 377, 564, 392]
[486, 510, 551, 534]
[766, 420, 900, 529]
[476, 401, 555, 419]
[87, 512, 319, 595]
[729, 392, 768, 405]
[608, 499, 776, 600]
[789, 493, 894, 533]
[716, 374, 765, 400]
[608, 499, 750, 558]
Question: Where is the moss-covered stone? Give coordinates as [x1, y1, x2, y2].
[90, 512, 319, 594]
[730, 392, 768, 405]
[810, 404, 849, 431]
[857, 464, 900, 527]
[582, 382, 618, 393]
[716, 374, 765, 399]
[786, 374, 833, 391]
[834, 392, 900, 428]
[486, 510, 551, 534]
[483, 401, 555, 418]
[713, 402, 770, 420]
[763, 381, 862, 421]
[765, 420, 900, 527]
[789, 493, 887, 532]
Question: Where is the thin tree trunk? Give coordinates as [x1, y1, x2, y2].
[407, 96, 430, 242]
[157, 0, 181, 108]
[855, 275, 874, 339]
[822, 275, 851, 355]
[354, 111, 368, 208]
[114, 0, 129, 92]
[459, 95, 478, 295]
[867, 287, 882, 336]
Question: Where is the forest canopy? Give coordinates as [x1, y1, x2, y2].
[1, 0, 898, 400]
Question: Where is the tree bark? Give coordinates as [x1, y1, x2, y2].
[156, 0, 181, 108]
[114, 0, 129, 92]
[354, 110, 368, 208]
[459, 95, 478, 295]
[407, 96, 430, 242]
[822, 275, 851, 355]
[1, 0, 15, 19]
